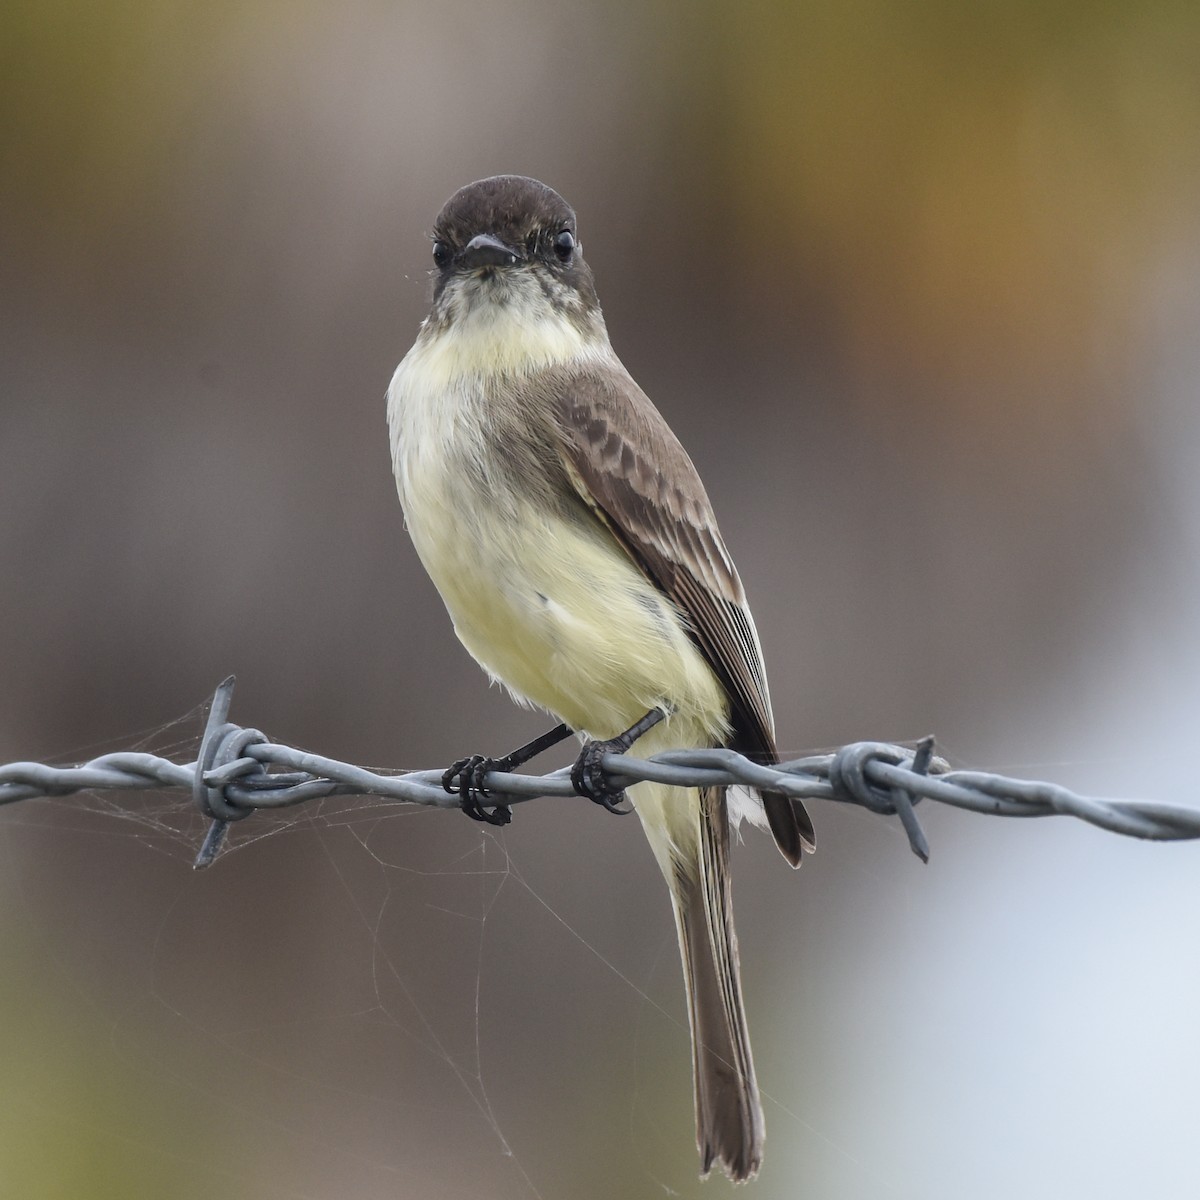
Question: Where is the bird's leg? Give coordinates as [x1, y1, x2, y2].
[443, 722, 572, 826]
[571, 707, 667, 815]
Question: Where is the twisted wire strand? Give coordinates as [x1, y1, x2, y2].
[1, 678, 1196, 869]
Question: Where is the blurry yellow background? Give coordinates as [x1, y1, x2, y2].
[2, 2, 1199, 1197]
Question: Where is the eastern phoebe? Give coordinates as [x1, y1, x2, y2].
[387, 175, 815, 1182]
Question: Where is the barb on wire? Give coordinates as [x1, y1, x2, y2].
[1, 677, 1198, 870]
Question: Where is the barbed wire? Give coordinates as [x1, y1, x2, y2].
[2, 677, 1198, 870]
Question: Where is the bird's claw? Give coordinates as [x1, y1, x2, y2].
[570, 740, 632, 815]
[442, 754, 513, 826]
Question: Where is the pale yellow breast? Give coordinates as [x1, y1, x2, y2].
[387, 326, 728, 746]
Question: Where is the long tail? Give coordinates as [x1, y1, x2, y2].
[641, 781, 764, 1182]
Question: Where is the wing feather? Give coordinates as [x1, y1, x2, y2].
[550, 360, 815, 862]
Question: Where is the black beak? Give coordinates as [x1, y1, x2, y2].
[457, 233, 520, 271]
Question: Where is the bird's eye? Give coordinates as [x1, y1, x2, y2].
[432, 240, 451, 268]
[553, 229, 575, 262]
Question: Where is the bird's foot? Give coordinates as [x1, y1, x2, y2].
[570, 739, 633, 814]
[442, 723, 574, 828]
[570, 708, 668, 815]
[442, 755, 513, 826]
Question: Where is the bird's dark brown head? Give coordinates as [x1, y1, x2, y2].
[428, 175, 598, 313]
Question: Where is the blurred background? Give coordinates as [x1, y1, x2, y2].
[2, 1, 1199, 1196]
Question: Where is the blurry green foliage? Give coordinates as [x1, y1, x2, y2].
[0, 925, 205, 1200]
[701, 0, 1200, 391]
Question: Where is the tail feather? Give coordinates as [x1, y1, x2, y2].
[670, 786, 764, 1182]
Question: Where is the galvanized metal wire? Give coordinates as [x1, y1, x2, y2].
[2, 677, 1197, 869]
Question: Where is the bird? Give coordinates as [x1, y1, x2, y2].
[386, 175, 814, 1181]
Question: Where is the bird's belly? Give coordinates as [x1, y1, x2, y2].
[405, 482, 726, 743]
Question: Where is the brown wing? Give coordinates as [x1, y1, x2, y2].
[551, 360, 815, 863]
